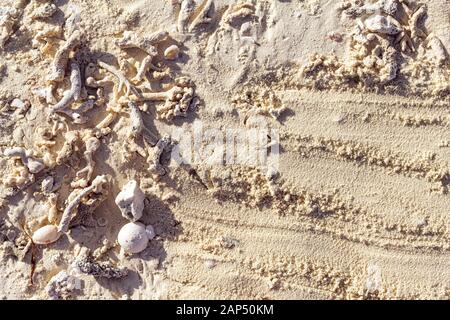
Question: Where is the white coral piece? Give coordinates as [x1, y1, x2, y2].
[58, 175, 109, 233]
[3, 147, 45, 173]
[115, 180, 146, 222]
[48, 30, 82, 82]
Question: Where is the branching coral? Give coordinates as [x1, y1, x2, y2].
[58, 100, 96, 124]
[409, 4, 427, 42]
[49, 62, 82, 113]
[32, 24, 63, 57]
[147, 135, 171, 176]
[98, 60, 139, 101]
[72, 134, 101, 188]
[0, 6, 20, 48]
[56, 130, 79, 165]
[48, 30, 82, 82]
[115, 30, 169, 83]
[177, 0, 196, 33]
[189, 0, 214, 32]
[58, 175, 109, 233]
[115, 30, 168, 55]
[222, 2, 255, 27]
[177, 0, 215, 33]
[120, 77, 195, 120]
[128, 101, 158, 145]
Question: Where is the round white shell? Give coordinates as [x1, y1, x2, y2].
[117, 222, 149, 254]
[32, 225, 60, 245]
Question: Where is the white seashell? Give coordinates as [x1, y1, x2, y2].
[41, 176, 54, 194]
[364, 15, 402, 35]
[164, 45, 180, 60]
[115, 180, 145, 222]
[32, 225, 60, 245]
[145, 224, 156, 240]
[117, 222, 149, 254]
[27, 158, 46, 174]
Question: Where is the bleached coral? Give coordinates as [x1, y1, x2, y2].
[188, 0, 214, 32]
[98, 60, 139, 101]
[341, 0, 398, 17]
[121, 77, 196, 120]
[1, 160, 34, 188]
[177, 0, 196, 33]
[46, 270, 81, 300]
[426, 34, 448, 65]
[147, 135, 171, 176]
[115, 30, 169, 83]
[58, 175, 109, 233]
[128, 101, 158, 145]
[31, 24, 63, 57]
[363, 15, 402, 35]
[0, 6, 20, 48]
[47, 30, 82, 82]
[72, 134, 101, 188]
[49, 62, 82, 113]
[29, 2, 57, 20]
[409, 4, 427, 42]
[115, 30, 168, 55]
[222, 2, 255, 27]
[3, 147, 45, 173]
[115, 180, 146, 222]
[56, 130, 79, 165]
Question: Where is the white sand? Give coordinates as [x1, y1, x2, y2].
[0, 0, 449, 299]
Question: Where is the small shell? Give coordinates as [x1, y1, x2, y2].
[164, 45, 180, 60]
[32, 225, 60, 245]
[145, 224, 156, 240]
[117, 222, 149, 254]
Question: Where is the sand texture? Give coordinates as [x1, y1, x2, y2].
[0, 0, 449, 299]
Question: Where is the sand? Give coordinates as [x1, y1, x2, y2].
[0, 0, 449, 300]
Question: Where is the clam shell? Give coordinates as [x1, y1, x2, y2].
[32, 225, 60, 245]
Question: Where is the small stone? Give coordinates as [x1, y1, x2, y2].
[164, 45, 180, 60]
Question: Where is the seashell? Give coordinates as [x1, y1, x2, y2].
[117, 222, 149, 254]
[145, 224, 156, 240]
[364, 15, 402, 35]
[115, 180, 145, 222]
[27, 158, 46, 174]
[32, 225, 60, 245]
[41, 176, 54, 194]
[164, 45, 180, 60]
